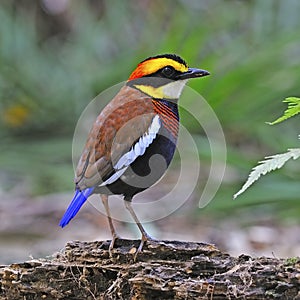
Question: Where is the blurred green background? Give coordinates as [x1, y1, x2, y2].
[0, 0, 299, 263]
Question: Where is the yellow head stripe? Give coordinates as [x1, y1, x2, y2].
[129, 57, 188, 80]
[142, 57, 188, 74]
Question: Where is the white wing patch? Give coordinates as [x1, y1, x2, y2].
[99, 115, 161, 187]
[100, 168, 127, 186]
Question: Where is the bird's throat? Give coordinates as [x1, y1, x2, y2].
[133, 80, 187, 100]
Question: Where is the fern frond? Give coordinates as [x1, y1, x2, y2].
[234, 148, 300, 199]
[267, 97, 300, 125]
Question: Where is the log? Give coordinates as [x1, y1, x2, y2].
[0, 239, 299, 299]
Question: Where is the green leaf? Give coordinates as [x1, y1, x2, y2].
[267, 97, 300, 125]
[234, 148, 300, 199]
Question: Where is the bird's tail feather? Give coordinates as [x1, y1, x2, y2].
[59, 187, 94, 227]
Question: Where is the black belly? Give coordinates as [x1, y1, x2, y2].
[95, 129, 177, 198]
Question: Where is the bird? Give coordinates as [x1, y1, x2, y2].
[60, 54, 209, 257]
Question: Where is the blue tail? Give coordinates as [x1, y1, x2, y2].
[59, 187, 94, 228]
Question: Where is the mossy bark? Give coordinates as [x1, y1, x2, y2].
[1, 239, 299, 299]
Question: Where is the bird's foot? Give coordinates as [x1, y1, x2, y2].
[108, 234, 120, 257]
[133, 233, 154, 261]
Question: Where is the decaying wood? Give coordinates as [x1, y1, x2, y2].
[0, 239, 299, 299]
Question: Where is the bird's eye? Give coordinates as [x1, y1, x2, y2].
[162, 66, 175, 78]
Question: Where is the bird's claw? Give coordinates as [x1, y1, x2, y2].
[108, 234, 119, 257]
[133, 233, 153, 261]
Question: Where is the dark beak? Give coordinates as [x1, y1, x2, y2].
[177, 68, 210, 80]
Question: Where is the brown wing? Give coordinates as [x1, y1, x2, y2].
[75, 85, 156, 190]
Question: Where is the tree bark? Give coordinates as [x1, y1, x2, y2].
[0, 239, 299, 299]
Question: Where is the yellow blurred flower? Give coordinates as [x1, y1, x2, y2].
[2, 104, 30, 128]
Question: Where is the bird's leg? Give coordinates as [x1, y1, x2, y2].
[124, 197, 152, 259]
[101, 194, 119, 256]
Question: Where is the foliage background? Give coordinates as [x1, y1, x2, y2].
[0, 0, 299, 263]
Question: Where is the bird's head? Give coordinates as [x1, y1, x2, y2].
[127, 54, 209, 100]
